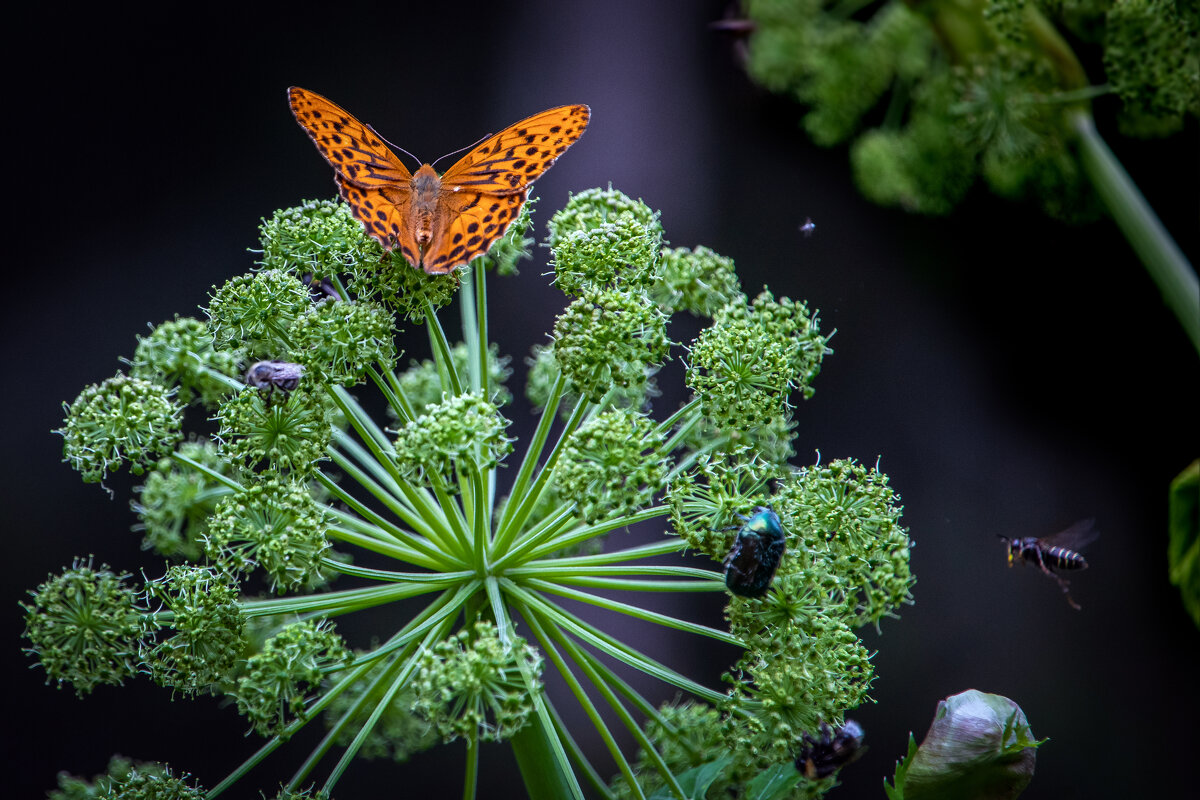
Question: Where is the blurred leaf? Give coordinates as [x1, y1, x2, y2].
[744, 762, 803, 800]
[1168, 459, 1200, 628]
[647, 756, 732, 800]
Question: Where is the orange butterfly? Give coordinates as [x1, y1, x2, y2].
[288, 87, 590, 274]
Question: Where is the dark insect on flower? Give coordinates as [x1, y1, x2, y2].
[999, 519, 1098, 610]
[795, 720, 866, 779]
[723, 506, 786, 598]
[244, 361, 305, 395]
[301, 272, 342, 302]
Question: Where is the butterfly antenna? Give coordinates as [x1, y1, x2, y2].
[366, 124, 421, 165]
[431, 132, 492, 169]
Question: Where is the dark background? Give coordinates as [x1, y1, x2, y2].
[6, 2, 1197, 798]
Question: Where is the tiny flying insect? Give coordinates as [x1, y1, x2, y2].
[998, 518, 1098, 610]
[795, 720, 866, 780]
[245, 361, 305, 398]
[723, 506, 786, 598]
[799, 217, 816, 238]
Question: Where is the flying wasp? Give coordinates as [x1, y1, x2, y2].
[724, 506, 786, 598]
[795, 720, 866, 780]
[999, 518, 1098, 610]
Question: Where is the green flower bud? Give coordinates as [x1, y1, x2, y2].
[551, 214, 661, 297]
[58, 374, 184, 485]
[476, 197, 535, 276]
[21, 559, 150, 696]
[524, 342, 658, 420]
[48, 756, 168, 800]
[393, 392, 513, 485]
[546, 186, 661, 250]
[777, 458, 914, 627]
[349, 251, 459, 324]
[899, 690, 1043, 800]
[131, 439, 239, 559]
[667, 447, 775, 559]
[726, 612, 873, 758]
[95, 763, 204, 800]
[128, 316, 243, 406]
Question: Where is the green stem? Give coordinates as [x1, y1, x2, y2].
[463, 730, 480, 800]
[1070, 110, 1200, 355]
[511, 701, 584, 800]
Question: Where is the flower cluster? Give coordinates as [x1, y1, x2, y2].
[35, 185, 913, 799]
[741, 0, 1197, 218]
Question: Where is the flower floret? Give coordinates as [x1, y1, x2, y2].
[205, 476, 330, 593]
[206, 270, 311, 356]
[21, 558, 150, 696]
[557, 409, 669, 523]
[232, 619, 351, 737]
[142, 565, 245, 694]
[287, 298, 397, 385]
[393, 392, 513, 484]
[552, 289, 671, 404]
[257, 198, 379, 275]
[411, 621, 543, 743]
[217, 386, 333, 475]
[128, 316, 244, 406]
[58, 374, 184, 484]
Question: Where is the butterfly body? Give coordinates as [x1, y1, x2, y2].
[289, 87, 589, 274]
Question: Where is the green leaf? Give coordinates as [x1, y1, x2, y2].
[646, 756, 732, 800]
[743, 762, 803, 800]
[883, 733, 918, 800]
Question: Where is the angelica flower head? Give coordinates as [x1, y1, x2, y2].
[36, 186, 913, 800]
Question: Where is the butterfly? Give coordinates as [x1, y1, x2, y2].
[288, 87, 590, 274]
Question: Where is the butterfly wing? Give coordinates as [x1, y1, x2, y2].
[288, 87, 416, 251]
[418, 105, 590, 272]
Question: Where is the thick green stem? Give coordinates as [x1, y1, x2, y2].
[511, 706, 582, 800]
[1070, 111, 1200, 356]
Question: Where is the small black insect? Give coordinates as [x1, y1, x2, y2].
[999, 518, 1098, 610]
[795, 720, 866, 780]
[244, 360, 305, 397]
[724, 506, 786, 598]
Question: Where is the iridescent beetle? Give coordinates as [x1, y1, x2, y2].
[998, 518, 1098, 610]
[795, 720, 866, 779]
[723, 506, 786, 598]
